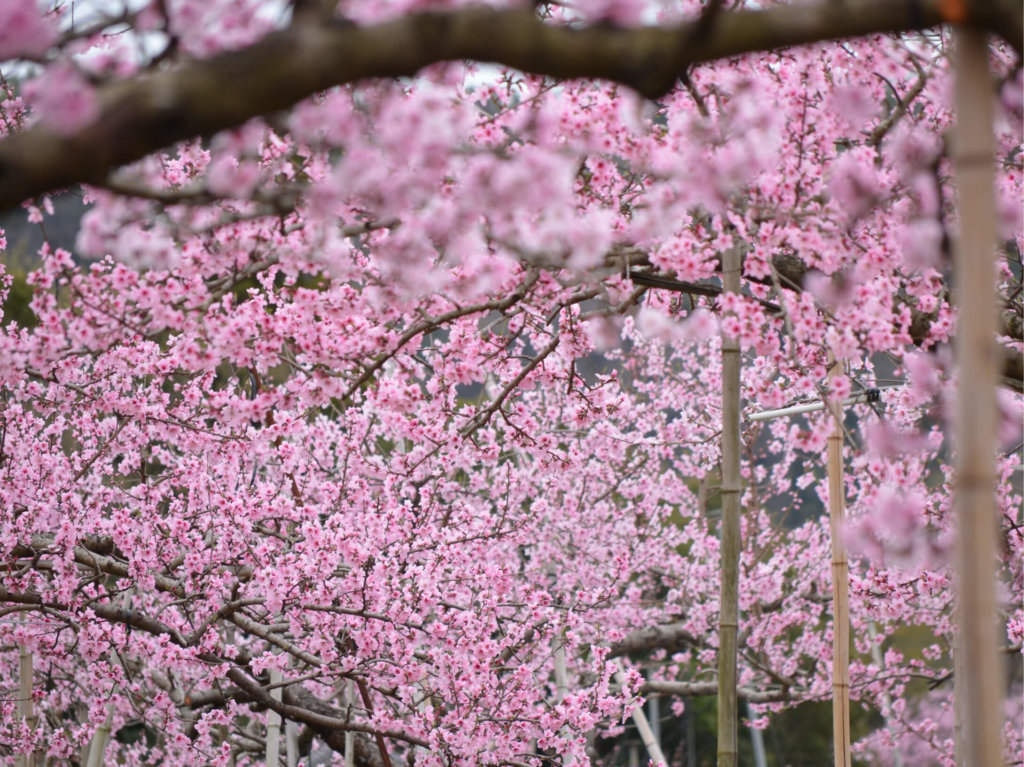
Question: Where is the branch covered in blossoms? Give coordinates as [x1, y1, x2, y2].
[616, 248, 1024, 391]
[1, 0, 1022, 211]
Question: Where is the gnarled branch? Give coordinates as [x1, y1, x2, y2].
[5, 0, 1012, 213]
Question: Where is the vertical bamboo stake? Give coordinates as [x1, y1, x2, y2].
[826, 358, 851, 767]
[951, 27, 1004, 767]
[647, 693, 661, 759]
[554, 641, 569, 702]
[16, 645, 34, 767]
[280, 654, 297, 767]
[285, 721, 298, 767]
[266, 668, 282, 767]
[718, 245, 742, 767]
[344, 679, 355, 767]
[745, 702, 767, 767]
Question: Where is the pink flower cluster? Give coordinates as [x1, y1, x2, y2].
[0, 3, 1020, 766]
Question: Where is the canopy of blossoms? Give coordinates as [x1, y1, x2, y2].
[0, 1, 1020, 766]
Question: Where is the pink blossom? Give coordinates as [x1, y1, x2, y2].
[903, 351, 941, 407]
[681, 308, 718, 342]
[890, 126, 941, 179]
[997, 388, 1024, 449]
[832, 85, 877, 127]
[206, 156, 263, 198]
[829, 149, 882, 221]
[575, 0, 647, 25]
[0, 1, 56, 61]
[636, 305, 680, 343]
[899, 218, 944, 272]
[829, 373, 852, 402]
[806, 271, 856, 309]
[846, 487, 947, 571]
[22, 63, 99, 137]
[0, 14, 1019, 767]
[585, 315, 623, 351]
[864, 420, 929, 458]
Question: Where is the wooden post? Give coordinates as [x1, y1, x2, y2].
[554, 641, 569, 703]
[717, 244, 742, 767]
[285, 720, 298, 767]
[16, 645, 35, 767]
[345, 679, 355, 767]
[826, 358, 851, 767]
[266, 668, 282, 767]
[951, 27, 1004, 767]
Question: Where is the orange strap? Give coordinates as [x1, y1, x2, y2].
[938, 0, 969, 24]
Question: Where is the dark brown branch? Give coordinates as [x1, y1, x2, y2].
[356, 678, 393, 767]
[628, 269, 783, 313]
[0, 584, 190, 645]
[225, 668, 429, 748]
[343, 269, 541, 402]
[2, 0, 996, 213]
[459, 333, 561, 436]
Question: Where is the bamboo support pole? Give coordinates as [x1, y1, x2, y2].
[647, 693, 661, 758]
[344, 679, 355, 767]
[826, 359, 851, 767]
[285, 721, 298, 767]
[746, 702, 768, 767]
[266, 668, 282, 767]
[554, 642, 569, 702]
[16, 645, 35, 767]
[717, 245, 742, 767]
[951, 27, 1004, 767]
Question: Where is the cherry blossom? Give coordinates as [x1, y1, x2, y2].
[0, 2, 1020, 766]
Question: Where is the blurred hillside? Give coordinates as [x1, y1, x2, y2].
[0, 192, 85, 271]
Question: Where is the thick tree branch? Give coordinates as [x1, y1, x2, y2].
[0, 582, 395, 762]
[641, 680, 791, 704]
[3, 0, 1008, 213]
[225, 668, 429, 748]
[609, 623, 705, 658]
[185, 682, 388, 765]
